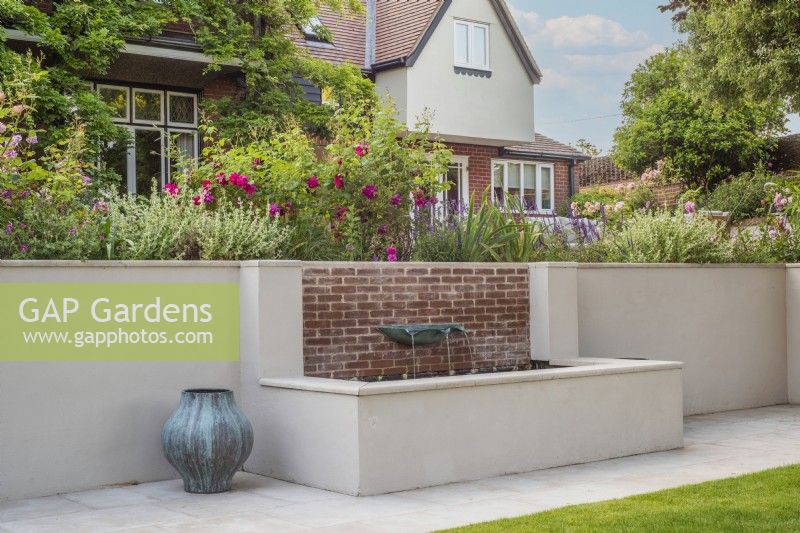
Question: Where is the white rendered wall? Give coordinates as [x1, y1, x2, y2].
[531, 263, 788, 416]
[377, 0, 536, 145]
[0, 262, 241, 501]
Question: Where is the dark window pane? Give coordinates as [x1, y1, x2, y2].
[134, 91, 162, 122]
[135, 129, 163, 194]
[169, 94, 195, 125]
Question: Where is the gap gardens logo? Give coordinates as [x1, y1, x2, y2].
[0, 283, 239, 361]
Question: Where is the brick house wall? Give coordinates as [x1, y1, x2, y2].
[303, 263, 531, 380]
[447, 142, 571, 210]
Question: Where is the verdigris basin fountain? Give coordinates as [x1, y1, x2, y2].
[377, 324, 467, 346]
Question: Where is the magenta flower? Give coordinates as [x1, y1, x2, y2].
[335, 206, 348, 220]
[252, 158, 263, 169]
[386, 246, 398, 262]
[269, 203, 281, 218]
[414, 195, 426, 207]
[203, 191, 215, 204]
[244, 182, 256, 196]
[215, 172, 228, 185]
[333, 174, 345, 189]
[192, 195, 201, 206]
[377, 224, 388, 235]
[202, 179, 212, 190]
[5, 222, 12, 234]
[164, 183, 179, 196]
[684, 200, 696, 214]
[354, 143, 369, 158]
[19, 243, 28, 253]
[306, 175, 320, 189]
[390, 193, 402, 206]
[229, 172, 246, 187]
[361, 184, 377, 200]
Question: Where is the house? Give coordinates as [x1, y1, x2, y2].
[6, 0, 589, 212]
[297, 0, 590, 213]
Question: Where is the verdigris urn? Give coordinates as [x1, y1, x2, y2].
[162, 389, 253, 494]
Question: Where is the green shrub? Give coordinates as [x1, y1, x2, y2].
[106, 190, 289, 260]
[105, 191, 202, 260]
[0, 192, 103, 259]
[196, 201, 289, 260]
[193, 99, 452, 261]
[607, 210, 732, 263]
[704, 167, 773, 221]
[412, 196, 544, 263]
[569, 183, 655, 225]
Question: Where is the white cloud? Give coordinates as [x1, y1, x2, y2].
[540, 15, 649, 49]
[509, 6, 540, 32]
[540, 68, 572, 89]
[564, 44, 665, 74]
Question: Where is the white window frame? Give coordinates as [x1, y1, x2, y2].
[453, 19, 490, 71]
[166, 128, 199, 181]
[437, 155, 470, 215]
[491, 160, 555, 213]
[132, 88, 165, 125]
[167, 91, 198, 128]
[96, 84, 130, 123]
[126, 126, 166, 194]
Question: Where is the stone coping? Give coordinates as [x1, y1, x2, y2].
[259, 358, 684, 396]
[531, 262, 787, 269]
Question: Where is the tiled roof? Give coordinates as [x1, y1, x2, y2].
[293, 0, 540, 83]
[574, 156, 637, 187]
[504, 133, 590, 160]
[374, 0, 442, 64]
[292, 3, 367, 67]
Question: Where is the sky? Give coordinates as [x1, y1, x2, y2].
[507, 0, 800, 154]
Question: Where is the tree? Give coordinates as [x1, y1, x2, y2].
[572, 138, 601, 157]
[612, 48, 785, 189]
[0, 0, 375, 182]
[676, 0, 800, 113]
[658, 0, 710, 22]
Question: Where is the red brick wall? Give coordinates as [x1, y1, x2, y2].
[303, 263, 531, 379]
[448, 143, 500, 200]
[203, 76, 243, 101]
[446, 142, 571, 211]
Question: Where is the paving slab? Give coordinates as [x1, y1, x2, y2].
[1, 405, 799, 532]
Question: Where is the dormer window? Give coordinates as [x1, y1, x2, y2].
[454, 20, 489, 71]
[302, 17, 329, 44]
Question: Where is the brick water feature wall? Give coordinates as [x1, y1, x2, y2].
[302, 263, 531, 379]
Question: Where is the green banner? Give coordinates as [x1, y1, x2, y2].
[0, 283, 239, 361]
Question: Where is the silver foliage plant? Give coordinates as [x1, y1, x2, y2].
[105, 192, 289, 260]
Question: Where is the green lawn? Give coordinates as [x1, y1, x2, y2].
[442, 464, 800, 532]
